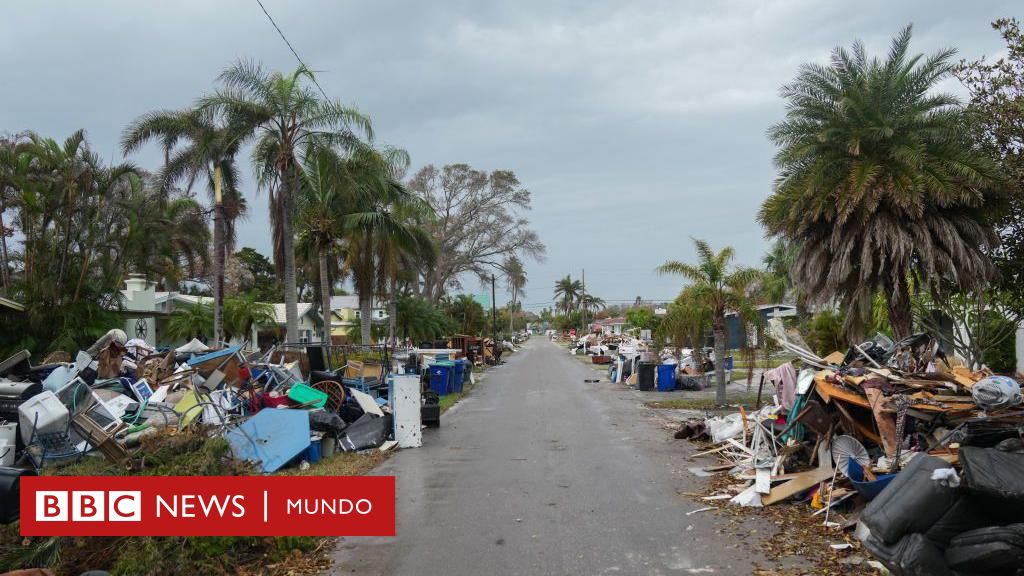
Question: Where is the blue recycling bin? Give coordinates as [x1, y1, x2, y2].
[724, 356, 734, 370]
[452, 359, 466, 393]
[429, 363, 453, 396]
[657, 364, 677, 391]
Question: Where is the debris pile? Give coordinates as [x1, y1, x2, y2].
[677, 319, 1024, 574]
[0, 332, 444, 524]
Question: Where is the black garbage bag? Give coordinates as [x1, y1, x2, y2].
[960, 447, 1024, 503]
[309, 410, 348, 435]
[0, 466, 35, 525]
[862, 455, 959, 544]
[338, 414, 392, 452]
[862, 532, 954, 576]
[945, 524, 1024, 575]
[678, 376, 702, 391]
[338, 402, 365, 424]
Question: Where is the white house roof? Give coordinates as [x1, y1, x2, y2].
[330, 295, 386, 311]
[153, 292, 212, 306]
[272, 303, 315, 325]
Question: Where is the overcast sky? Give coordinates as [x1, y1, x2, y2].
[2, 1, 1018, 309]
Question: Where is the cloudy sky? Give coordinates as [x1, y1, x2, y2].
[2, 1, 1017, 309]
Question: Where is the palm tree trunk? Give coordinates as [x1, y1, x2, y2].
[713, 311, 727, 405]
[282, 175, 299, 343]
[0, 195, 9, 295]
[213, 204, 225, 346]
[319, 247, 332, 345]
[360, 293, 372, 345]
[388, 277, 397, 346]
[886, 275, 912, 339]
[509, 284, 516, 333]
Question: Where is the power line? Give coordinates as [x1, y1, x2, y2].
[253, 0, 331, 101]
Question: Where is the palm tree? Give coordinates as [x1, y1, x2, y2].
[578, 293, 606, 315]
[166, 302, 213, 341]
[553, 275, 582, 316]
[224, 293, 276, 343]
[122, 108, 247, 346]
[343, 146, 434, 345]
[759, 26, 999, 339]
[658, 238, 760, 405]
[296, 146, 350, 344]
[200, 61, 372, 343]
[503, 256, 527, 333]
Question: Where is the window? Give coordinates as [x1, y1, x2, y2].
[354, 311, 361, 319]
[299, 329, 311, 344]
[377, 310, 385, 319]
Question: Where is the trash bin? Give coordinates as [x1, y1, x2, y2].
[657, 364, 677, 392]
[429, 363, 453, 396]
[452, 360, 466, 393]
[638, 362, 656, 391]
[724, 356, 734, 370]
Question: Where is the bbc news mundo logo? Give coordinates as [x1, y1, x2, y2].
[36, 491, 142, 522]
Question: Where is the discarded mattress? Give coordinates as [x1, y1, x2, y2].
[960, 446, 1024, 502]
[225, 409, 310, 473]
[945, 524, 1024, 575]
[862, 532, 954, 576]
[861, 455, 959, 544]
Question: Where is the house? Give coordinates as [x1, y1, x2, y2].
[591, 316, 628, 336]
[724, 304, 797, 349]
[120, 274, 322, 349]
[329, 295, 389, 344]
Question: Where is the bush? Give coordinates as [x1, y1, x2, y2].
[807, 310, 845, 357]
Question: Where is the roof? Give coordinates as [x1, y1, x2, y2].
[330, 295, 386, 311]
[596, 316, 627, 326]
[272, 303, 316, 324]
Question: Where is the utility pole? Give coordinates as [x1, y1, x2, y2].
[491, 273, 498, 351]
[581, 268, 586, 353]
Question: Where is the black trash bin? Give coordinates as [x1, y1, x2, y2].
[638, 362, 656, 391]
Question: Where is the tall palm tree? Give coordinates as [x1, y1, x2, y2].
[553, 275, 582, 316]
[122, 108, 247, 346]
[759, 26, 999, 339]
[200, 60, 372, 343]
[578, 293, 606, 315]
[658, 238, 760, 405]
[224, 293, 276, 343]
[503, 256, 527, 333]
[343, 146, 434, 345]
[296, 146, 350, 344]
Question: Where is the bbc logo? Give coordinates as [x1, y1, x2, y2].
[36, 491, 141, 522]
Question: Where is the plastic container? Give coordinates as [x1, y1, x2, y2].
[288, 383, 329, 408]
[429, 363, 452, 396]
[452, 360, 466, 393]
[657, 364, 677, 392]
[638, 362, 656, 391]
[303, 439, 322, 464]
[17, 391, 69, 444]
[0, 422, 15, 449]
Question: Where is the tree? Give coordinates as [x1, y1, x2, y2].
[445, 294, 486, 335]
[553, 275, 582, 317]
[201, 61, 372, 343]
[296, 146, 350, 344]
[406, 164, 545, 301]
[342, 146, 435, 345]
[122, 107, 247, 346]
[658, 238, 760, 404]
[395, 294, 454, 343]
[760, 26, 1000, 340]
[234, 247, 280, 301]
[578, 294, 606, 315]
[625, 307, 658, 331]
[912, 290, 1021, 369]
[503, 255, 527, 333]
[656, 286, 712, 363]
[166, 302, 213, 341]
[223, 293, 276, 343]
[955, 18, 1024, 313]
[807, 310, 846, 357]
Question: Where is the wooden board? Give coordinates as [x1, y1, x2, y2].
[865, 387, 898, 458]
[763, 467, 834, 505]
[814, 376, 871, 409]
[823, 351, 845, 365]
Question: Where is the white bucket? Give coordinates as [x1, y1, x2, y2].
[0, 421, 15, 447]
[0, 440, 12, 466]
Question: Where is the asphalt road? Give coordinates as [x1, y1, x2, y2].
[328, 341, 766, 575]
